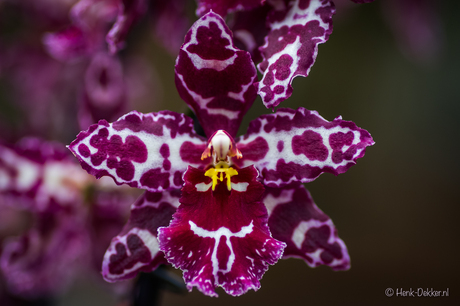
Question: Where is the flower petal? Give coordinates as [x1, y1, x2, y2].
[106, 0, 148, 53]
[175, 11, 258, 138]
[263, 184, 350, 270]
[235, 108, 374, 187]
[257, 0, 335, 109]
[68, 110, 209, 192]
[158, 166, 285, 297]
[231, 5, 271, 63]
[196, 0, 264, 17]
[101, 190, 179, 281]
[0, 138, 90, 212]
[43, 25, 95, 61]
[79, 52, 126, 129]
[0, 212, 90, 298]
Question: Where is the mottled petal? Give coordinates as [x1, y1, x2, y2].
[175, 12, 258, 138]
[69, 110, 209, 192]
[235, 108, 374, 187]
[264, 184, 350, 270]
[102, 190, 179, 281]
[158, 166, 285, 297]
[196, 0, 264, 17]
[0, 212, 90, 298]
[79, 52, 126, 129]
[257, 0, 335, 109]
[0, 139, 90, 212]
[106, 0, 148, 53]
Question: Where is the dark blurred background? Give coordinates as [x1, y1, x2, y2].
[1, 1, 459, 305]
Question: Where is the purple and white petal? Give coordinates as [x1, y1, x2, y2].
[257, 0, 335, 109]
[0, 139, 91, 212]
[196, 0, 264, 17]
[175, 11, 258, 138]
[69, 110, 209, 192]
[78, 52, 126, 129]
[102, 190, 179, 281]
[106, 0, 148, 54]
[235, 108, 374, 187]
[158, 166, 285, 297]
[263, 185, 350, 270]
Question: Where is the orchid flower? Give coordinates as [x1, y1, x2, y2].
[0, 138, 133, 298]
[196, 0, 374, 109]
[68, 12, 374, 297]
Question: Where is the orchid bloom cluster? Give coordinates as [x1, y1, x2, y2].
[69, 11, 374, 297]
[0, 138, 133, 298]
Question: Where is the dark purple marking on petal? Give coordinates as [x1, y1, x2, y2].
[179, 141, 208, 165]
[277, 140, 284, 152]
[257, 0, 335, 109]
[140, 168, 170, 190]
[236, 108, 374, 186]
[78, 144, 91, 158]
[234, 136, 269, 164]
[108, 234, 151, 274]
[158, 166, 285, 297]
[175, 12, 258, 138]
[263, 185, 350, 270]
[292, 130, 328, 161]
[174, 171, 184, 187]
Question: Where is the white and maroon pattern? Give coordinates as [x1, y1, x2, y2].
[158, 166, 285, 297]
[0, 139, 90, 212]
[102, 190, 179, 281]
[175, 11, 258, 138]
[235, 107, 374, 187]
[263, 184, 350, 270]
[196, 0, 264, 17]
[69, 110, 209, 192]
[257, 0, 335, 109]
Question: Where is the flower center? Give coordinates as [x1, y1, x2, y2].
[201, 130, 242, 191]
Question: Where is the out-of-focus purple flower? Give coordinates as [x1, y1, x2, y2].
[0, 138, 134, 298]
[150, 0, 193, 56]
[43, 0, 147, 60]
[68, 12, 374, 297]
[0, 46, 82, 141]
[78, 52, 127, 130]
